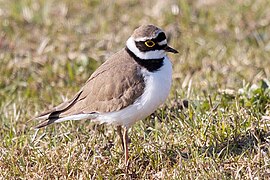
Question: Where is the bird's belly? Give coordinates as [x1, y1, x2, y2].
[95, 57, 172, 128]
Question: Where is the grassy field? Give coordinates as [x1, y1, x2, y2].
[0, 0, 270, 179]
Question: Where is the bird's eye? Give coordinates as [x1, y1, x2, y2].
[145, 40, 155, 47]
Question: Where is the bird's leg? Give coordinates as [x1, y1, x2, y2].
[123, 127, 129, 167]
[116, 126, 124, 150]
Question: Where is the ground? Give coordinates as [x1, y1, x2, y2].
[0, 0, 270, 179]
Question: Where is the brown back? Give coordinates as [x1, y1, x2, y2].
[38, 49, 145, 119]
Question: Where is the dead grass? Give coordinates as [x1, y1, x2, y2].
[0, 0, 270, 179]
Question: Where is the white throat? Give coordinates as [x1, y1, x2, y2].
[126, 37, 166, 60]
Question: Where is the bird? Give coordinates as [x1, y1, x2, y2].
[34, 24, 178, 166]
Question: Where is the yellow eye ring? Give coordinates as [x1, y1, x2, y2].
[145, 40, 155, 47]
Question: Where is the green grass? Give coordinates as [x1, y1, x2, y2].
[0, 0, 270, 179]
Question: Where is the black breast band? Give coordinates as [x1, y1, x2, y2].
[125, 47, 164, 72]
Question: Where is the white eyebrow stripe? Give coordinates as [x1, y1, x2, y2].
[134, 37, 150, 41]
[158, 40, 167, 46]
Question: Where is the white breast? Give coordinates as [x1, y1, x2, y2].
[95, 56, 172, 128]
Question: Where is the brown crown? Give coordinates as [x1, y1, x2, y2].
[132, 24, 162, 40]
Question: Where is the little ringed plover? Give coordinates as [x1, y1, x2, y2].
[34, 24, 178, 166]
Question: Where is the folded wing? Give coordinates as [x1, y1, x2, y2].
[34, 49, 145, 128]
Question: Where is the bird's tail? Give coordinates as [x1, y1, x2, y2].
[33, 90, 99, 128]
[35, 113, 98, 129]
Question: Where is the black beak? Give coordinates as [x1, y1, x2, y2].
[164, 45, 178, 54]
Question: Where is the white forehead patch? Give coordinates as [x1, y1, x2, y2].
[158, 39, 167, 46]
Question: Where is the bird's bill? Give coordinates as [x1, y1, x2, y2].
[164, 45, 178, 54]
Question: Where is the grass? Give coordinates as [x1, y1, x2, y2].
[0, 0, 270, 179]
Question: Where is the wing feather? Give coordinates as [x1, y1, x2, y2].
[34, 49, 145, 128]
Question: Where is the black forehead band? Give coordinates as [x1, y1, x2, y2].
[154, 32, 166, 42]
[135, 32, 166, 43]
